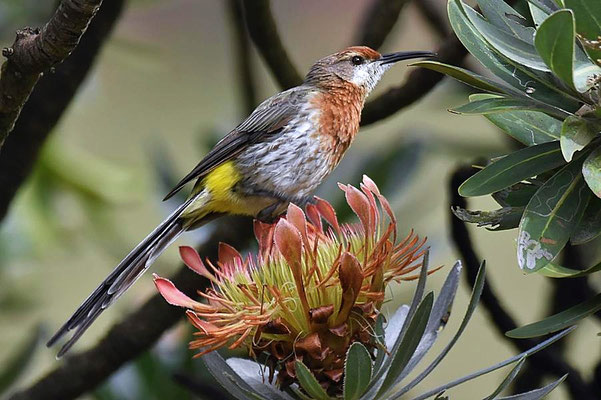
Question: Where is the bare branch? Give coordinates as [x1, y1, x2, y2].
[241, 0, 303, 89]
[414, 0, 451, 37]
[8, 217, 254, 400]
[0, 0, 105, 149]
[354, 0, 411, 50]
[0, 0, 124, 222]
[227, 0, 258, 114]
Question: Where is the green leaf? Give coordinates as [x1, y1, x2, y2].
[560, 116, 598, 162]
[497, 374, 567, 399]
[507, 293, 601, 338]
[535, 9, 601, 92]
[411, 61, 507, 93]
[493, 183, 540, 207]
[448, 0, 580, 112]
[394, 263, 486, 398]
[476, 0, 535, 42]
[571, 196, 601, 244]
[203, 351, 267, 400]
[484, 110, 563, 145]
[459, 141, 565, 197]
[565, 0, 601, 61]
[466, 6, 549, 71]
[377, 292, 434, 398]
[450, 97, 566, 118]
[469, 88, 562, 145]
[295, 361, 331, 400]
[527, 0, 560, 15]
[483, 357, 526, 400]
[518, 158, 592, 272]
[529, 2, 551, 26]
[343, 343, 372, 400]
[538, 261, 601, 278]
[583, 145, 601, 197]
[535, 10, 576, 88]
[411, 328, 574, 400]
[0, 324, 44, 394]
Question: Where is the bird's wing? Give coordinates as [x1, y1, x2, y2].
[163, 87, 309, 200]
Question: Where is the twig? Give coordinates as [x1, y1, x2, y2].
[227, 0, 258, 115]
[414, 0, 451, 37]
[354, 0, 411, 50]
[0, 0, 105, 149]
[448, 166, 595, 400]
[8, 217, 254, 400]
[240, 0, 303, 89]
[0, 0, 124, 222]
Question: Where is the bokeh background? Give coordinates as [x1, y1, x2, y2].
[0, 1, 596, 399]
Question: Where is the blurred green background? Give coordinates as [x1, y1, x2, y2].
[0, 1, 596, 399]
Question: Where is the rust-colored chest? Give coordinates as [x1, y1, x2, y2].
[310, 83, 365, 165]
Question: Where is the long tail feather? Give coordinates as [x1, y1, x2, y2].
[47, 193, 206, 357]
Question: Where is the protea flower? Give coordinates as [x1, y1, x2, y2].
[154, 175, 428, 393]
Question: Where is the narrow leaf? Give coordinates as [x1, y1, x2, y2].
[469, 93, 562, 146]
[535, 10, 576, 88]
[391, 263, 486, 399]
[538, 261, 601, 278]
[507, 294, 601, 338]
[466, 6, 549, 71]
[565, 0, 601, 62]
[411, 328, 574, 400]
[411, 61, 507, 93]
[377, 293, 434, 397]
[459, 141, 565, 197]
[450, 98, 566, 118]
[484, 357, 526, 400]
[518, 158, 592, 272]
[571, 196, 601, 244]
[227, 358, 294, 400]
[448, 0, 580, 111]
[203, 351, 266, 400]
[527, 0, 560, 15]
[295, 361, 331, 400]
[560, 116, 598, 162]
[343, 343, 372, 400]
[497, 374, 567, 399]
[476, 0, 535, 42]
[485, 110, 562, 145]
[583, 145, 601, 198]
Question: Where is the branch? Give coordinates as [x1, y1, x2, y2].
[448, 166, 595, 400]
[414, 0, 451, 37]
[0, 0, 124, 222]
[228, 0, 258, 115]
[241, 0, 303, 89]
[0, 0, 105, 149]
[354, 0, 411, 50]
[9, 217, 254, 400]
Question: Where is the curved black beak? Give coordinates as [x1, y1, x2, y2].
[379, 50, 437, 65]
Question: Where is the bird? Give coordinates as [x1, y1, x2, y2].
[47, 46, 436, 356]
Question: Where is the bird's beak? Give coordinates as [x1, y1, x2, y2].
[378, 51, 437, 65]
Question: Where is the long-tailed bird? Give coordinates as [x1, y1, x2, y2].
[47, 46, 435, 356]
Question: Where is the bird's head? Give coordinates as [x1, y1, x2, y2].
[305, 46, 436, 94]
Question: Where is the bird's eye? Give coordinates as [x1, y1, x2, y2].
[351, 55, 364, 66]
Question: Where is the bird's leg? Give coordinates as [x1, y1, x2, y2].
[257, 201, 285, 223]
